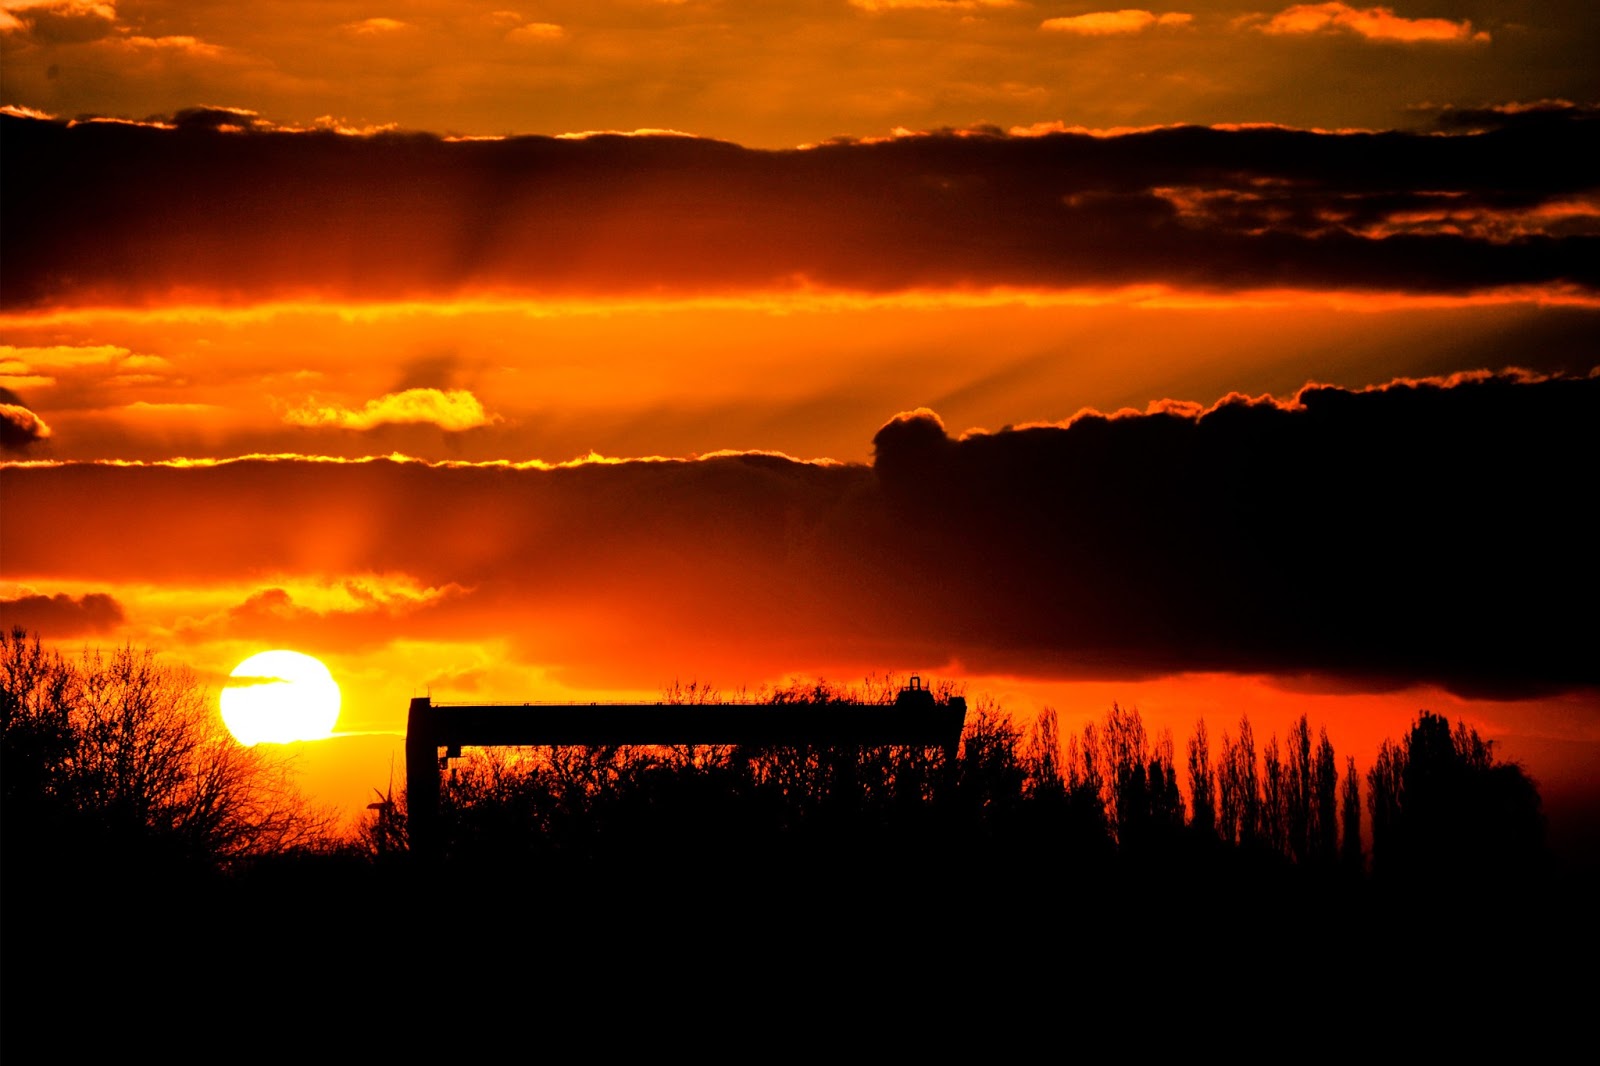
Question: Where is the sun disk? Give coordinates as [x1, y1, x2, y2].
[220, 650, 341, 745]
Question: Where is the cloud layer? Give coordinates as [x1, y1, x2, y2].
[4, 108, 1596, 309]
[7, 372, 1594, 698]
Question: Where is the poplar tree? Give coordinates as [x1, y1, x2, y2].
[1187, 719, 1216, 839]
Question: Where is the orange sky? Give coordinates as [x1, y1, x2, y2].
[3, 2, 1597, 148]
[3, 1, 1597, 859]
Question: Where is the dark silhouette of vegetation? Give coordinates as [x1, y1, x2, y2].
[356, 680, 1555, 907]
[413, 676, 979, 877]
[1187, 717, 1215, 841]
[1217, 715, 1261, 850]
[1341, 754, 1363, 874]
[2, 628, 1549, 898]
[1, 627, 334, 878]
[1313, 726, 1339, 867]
[2, 639, 1567, 1054]
[3, 629, 351, 1055]
[1366, 710, 1546, 887]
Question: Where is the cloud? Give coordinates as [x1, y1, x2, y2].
[1, 343, 133, 369]
[118, 34, 224, 57]
[0, 1, 118, 44]
[174, 580, 470, 653]
[0, 344, 171, 388]
[172, 106, 272, 131]
[4, 108, 1596, 309]
[283, 388, 501, 433]
[7, 373, 1595, 697]
[850, 1, 1020, 11]
[1, 398, 52, 450]
[1152, 183, 1600, 244]
[1254, 3, 1487, 44]
[0, 591, 124, 635]
[342, 18, 410, 35]
[506, 22, 563, 43]
[1041, 11, 1193, 36]
[0, 1, 225, 55]
[1423, 100, 1599, 134]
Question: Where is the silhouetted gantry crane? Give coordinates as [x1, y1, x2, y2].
[405, 677, 967, 858]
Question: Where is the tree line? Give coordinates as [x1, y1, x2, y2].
[1, 629, 1547, 892]
[387, 675, 1547, 894]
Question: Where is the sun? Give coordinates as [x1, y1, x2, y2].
[220, 650, 341, 745]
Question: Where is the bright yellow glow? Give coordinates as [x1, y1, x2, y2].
[220, 650, 341, 745]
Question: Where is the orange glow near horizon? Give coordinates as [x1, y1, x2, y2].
[5, 284, 1598, 329]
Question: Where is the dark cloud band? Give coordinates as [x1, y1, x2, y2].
[4, 110, 1596, 308]
[4, 372, 1594, 698]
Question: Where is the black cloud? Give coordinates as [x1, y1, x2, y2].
[1, 387, 51, 452]
[3, 110, 1596, 307]
[0, 592, 125, 636]
[4, 373, 1594, 698]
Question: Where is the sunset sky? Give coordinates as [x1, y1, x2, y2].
[2, 1, 1596, 854]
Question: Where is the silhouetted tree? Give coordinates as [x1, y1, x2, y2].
[1187, 718, 1215, 840]
[1092, 704, 1182, 847]
[1, 629, 75, 818]
[1261, 733, 1286, 856]
[1340, 755, 1362, 874]
[1066, 721, 1104, 809]
[953, 698, 1025, 826]
[1366, 711, 1545, 886]
[1312, 728, 1339, 866]
[1064, 722, 1111, 845]
[1217, 716, 1261, 849]
[1367, 737, 1404, 874]
[1, 627, 332, 870]
[1287, 715, 1314, 863]
[1150, 728, 1184, 831]
[1023, 706, 1063, 799]
[1216, 729, 1241, 846]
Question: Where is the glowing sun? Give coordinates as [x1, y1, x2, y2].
[220, 650, 341, 745]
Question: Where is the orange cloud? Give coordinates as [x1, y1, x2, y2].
[173, 579, 472, 653]
[119, 33, 223, 56]
[0, 1, 225, 55]
[342, 17, 410, 35]
[505, 22, 562, 43]
[1256, 3, 1487, 44]
[1040, 11, 1193, 35]
[283, 388, 501, 432]
[0, 344, 171, 388]
[0, 1, 117, 43]
[1, 401, 52, 450]
[851, 1, 1020, 11]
